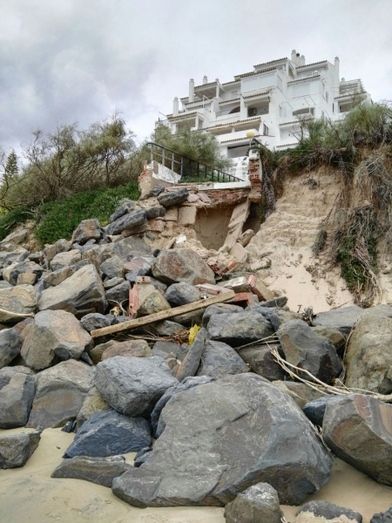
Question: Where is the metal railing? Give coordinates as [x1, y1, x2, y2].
[146, 142, 243, 183]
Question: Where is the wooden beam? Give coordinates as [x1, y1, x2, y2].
[91, 290, 236, 339]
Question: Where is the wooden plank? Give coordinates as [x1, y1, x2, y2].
[91, 290, 236, 339]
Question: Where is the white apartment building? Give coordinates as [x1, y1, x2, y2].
[161, 50, 371, 160]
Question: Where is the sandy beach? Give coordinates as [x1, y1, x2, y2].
[0, 428, 391, 523]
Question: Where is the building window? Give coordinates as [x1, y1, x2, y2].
[247, 102, 269, 118]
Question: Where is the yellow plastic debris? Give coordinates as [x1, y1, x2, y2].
[188, 324, 201, 345]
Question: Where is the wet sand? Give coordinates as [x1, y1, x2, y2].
[0, 428, 391, 523]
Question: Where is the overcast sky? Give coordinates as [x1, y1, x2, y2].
[0, 0, 391, 152]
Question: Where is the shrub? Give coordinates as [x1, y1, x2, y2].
[35, 182, 139, 245]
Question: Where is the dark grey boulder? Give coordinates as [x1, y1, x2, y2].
[109, 199, 136, 222]
[323, 394, 392, 485]
[105, 280, 130, 304]
[152, 249, 215, 285]
[145, 206, 166, 220]
[150, 375, 214, 437]
[175, 327, 207, 381]
[72, 219, 101, 245]
[0, 326, 22, 368]
[224, 482, 282, 523]
[278, 319, 342, 384]
[100, 255, 124, 279]
[27, 360, 94, 430]
[106, 210, 146, 236]
[207, 310, 274, 346]
[80, 313, 111, 332]
[303, 395, 344, 426]
[313, 305, 363, 335]
[202, 303, 243, 327]
[239, 343, 285, 381]
[0, 430, 40, 469]
[371, 506, 392, 523]
[95, 356, 178, 417]
[165, 282, 201, 307]
[197, 340, 249, 378]
[157, 188, 188, 208]
[0, 366, 36, 428]
[112, 373, 332, 507]
[124, 256, 154, 283]
[259, 296, 288, 308]
[297, 500, 362, 522]
[64, 409, 151, 458]
[52, 455, 131, 487]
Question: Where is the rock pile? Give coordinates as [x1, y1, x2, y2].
[0, 193, 391, 521]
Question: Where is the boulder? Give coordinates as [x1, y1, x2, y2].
[197, 340, 249, 378]
[0, 284, 37, 324]
[151, 376, 213, 437]
[345, 314, 392, 394]
[52, 455, 131, 487]
[273, 380, 326, 409]
[95, 356, 178, 417]
[323, 394, 392, 485]
[313, 305, 363, 335]
[90, 339, 151, 364]
[21, 310, 92, 370]
[0, 326, 22, 368]
[109, 199, 136, 222]
[224, 482, 282, 523]
[76, 386, 110, 428]
[112, 373, 332, 507]
[50, 249, 82, 271]
[132, 283, 170, 317]
[239, 343, 285, 381]
[145, 205, 166, 219]
[27, 360, 94, 430]
[202, 303, 243, 327]
[72, 219, 101, 245]
[165, 282, 201, 307]
[296, 500, 362, 522]
[312, 325, 346, 351]
[278, 320, 342, 384]
[103, 276, 124, 289]
[152, 249, 215, 285]
[0, 430, 41, 469]
[176, 328, 207, 381]
[44, 238, 71, 263]
[0, 430, 40, 468]
[106, 209, 146, 236]
[207, 310, 273, 346]
[0, 245, 29, 270]
[157, 188, 189, 208]
[100, 255, 124, 279]
[38, 264, 107, 317]
[123, 256, 154, 283]
[3, 260, 43, 286]
[64, 410, 151, 458]
[0, 366, 36, 428]
[371, 507, 392, 523]
[105, 281, 130, 304]
[80, 313, 111, 332]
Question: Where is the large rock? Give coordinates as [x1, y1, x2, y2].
[165, 282, 201, 307]
[345, 314, 392, 394]
[27, 360, 95, 429]
[95, 356, 178, 416]
[157, 188, 188, 208]
[152, 249, 215, 285]
[112, 373, 332, 507]
[323, 394, 392, 485]
[0, 284, 37, 324]
[106, 209, 146, 236]
[105, 281, 130, 304]
[3, 260, 43, 286]
[313, 305, 363, 335]
[371, 507, 392, 523]
[207, 310, 273, 346]
[100, 255, 124, 279]
[0, 430, 40, 469]
[0, 244, 29, 270]
[90, 339, 150, 364]
[278, 320, 342, 384]
[109, 199, 136, 222]
[197, 340, 249, 378]
[21, 310, 91, 370]
[50, 249, 82, 271]
[303, 395, 344, 426]
[38, 264, 107, 317]
[80, 313, 111, 332]
[224, 482, 282, 523]
[0, 326, 22, 368]
[76, 386, 109, 428]
[0, 366, 36, 428]
[176, 328, 207, 381]
[72, 219, 101, 245]
[239, 343, 285, 381]
[273, 380, 325, 409]
[133, 283, 170, 317]
[64, 410, 151, 458]
[52, 455, 131, 487]
[296, 500, 362, 522]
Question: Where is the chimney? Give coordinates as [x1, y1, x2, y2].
[173, 97, 179, 115]
[291, 49, 297, 62]
[334, 56, 340, 81]
[189, 78, 195, 102]
[203, 75, 208, 84]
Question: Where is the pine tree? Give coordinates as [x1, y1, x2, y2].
[4, 151, 18, 179]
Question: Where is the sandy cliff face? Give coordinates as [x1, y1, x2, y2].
[246, 167, 353, 313]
